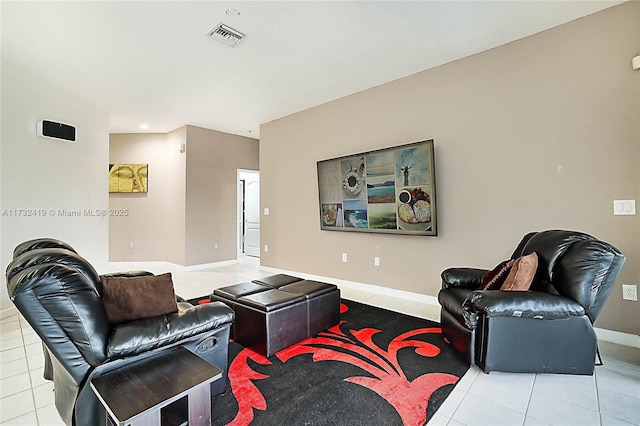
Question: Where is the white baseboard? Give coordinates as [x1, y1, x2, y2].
[595, 327, 640, 348]
[106, 261, 175, 273]
[260, 265, 639, 349]
[185, 260, 238, 271]
[108, 259, 238, 273]
[1, 306, 18, 320]
[259, 265, 440, 307]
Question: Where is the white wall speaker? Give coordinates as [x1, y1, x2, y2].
[37, 120, 76, 142]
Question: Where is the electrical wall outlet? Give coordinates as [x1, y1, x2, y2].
[342, 253, 348, 263]
[374, 257, 380, 267]
[264, 244, 269, 253]
[622, 284, 637, 301]
[613, 200, 636, 215]
[129, 242, 134, 249]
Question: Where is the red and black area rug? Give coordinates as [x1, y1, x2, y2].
[207, 299, 468, 426]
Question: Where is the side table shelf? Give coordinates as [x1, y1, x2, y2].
[91, 346, 222, 426]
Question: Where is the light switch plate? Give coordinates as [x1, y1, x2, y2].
[613, 200, 636, 215]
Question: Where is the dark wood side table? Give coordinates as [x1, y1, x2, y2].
[90, 346, 222, 426]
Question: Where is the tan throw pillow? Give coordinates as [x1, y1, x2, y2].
[500, 252, 538, 291]
[101, 273, 178, 325]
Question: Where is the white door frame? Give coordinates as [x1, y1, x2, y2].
[237, 169, 260, 259]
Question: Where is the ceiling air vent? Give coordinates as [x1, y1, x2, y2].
[207, 23, 245, 47]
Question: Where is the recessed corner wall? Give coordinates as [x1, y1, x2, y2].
[185, 126, 259, 266]
[259, 2, 640, 335]
[109, 128, 187, 264]
[109, 125, 259, 266]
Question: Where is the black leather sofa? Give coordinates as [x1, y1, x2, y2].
[6, 238, 234, 426]
[438, 230, 625, 375]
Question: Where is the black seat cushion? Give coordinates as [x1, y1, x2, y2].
[252, 274, 303, 288]
[279, 280, 337, 298]
[108, 302, 234, 358]
[213, 282, 270, 301]
[238, 289, 305, 312]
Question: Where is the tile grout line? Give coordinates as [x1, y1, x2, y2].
[594, 366, 603, 426]
[0, 317, 29, 423]
[521, 374, 537, 426]
[20, 316, 41, 425]
[449, 368, 479, 424]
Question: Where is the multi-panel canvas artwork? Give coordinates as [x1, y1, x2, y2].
[317, 140, 437, 236]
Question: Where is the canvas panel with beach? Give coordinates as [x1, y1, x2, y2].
[343, 199, 368, 228]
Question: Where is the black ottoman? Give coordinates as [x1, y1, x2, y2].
[212, 281, 270, 301]
[252, 274, 303, 288]
[210, 281, 271, 338]
[280, 280, 341, 336]
[235, 289, 307, 357]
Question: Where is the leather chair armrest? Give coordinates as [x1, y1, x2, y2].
[464, 290, 586, 320]
[107, 301, 234, 359]
[441, 268, 488, 289]
[177, 301, 192, 311]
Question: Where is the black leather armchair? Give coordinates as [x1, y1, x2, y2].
[438, 230, 625, 375]
[6, 238, 234, 426]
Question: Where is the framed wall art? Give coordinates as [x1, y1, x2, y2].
[109, 163, 148, 193]
[317, 139, 437, 236]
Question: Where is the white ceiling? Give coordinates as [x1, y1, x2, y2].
[1, 1, 625, 138]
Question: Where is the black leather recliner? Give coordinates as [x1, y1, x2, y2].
[438, 230, 625, 375]
[6, 238, 234, 426]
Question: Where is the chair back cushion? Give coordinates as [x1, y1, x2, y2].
[515, 230, 595, 277]
[6, 248, 101, 294]
[510, 232, 536, 260]
[513, 230, 625, 320]
[12, 238, 77, 258]
[553, 240, 625, 321]
[7, 264, 110, 373]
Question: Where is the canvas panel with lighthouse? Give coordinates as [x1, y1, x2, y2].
[317, 140, 437, 236]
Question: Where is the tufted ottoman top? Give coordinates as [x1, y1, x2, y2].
[252, 274, 303, 288]
[238, 289, 305, 312]
[280, 280, 337, 299]
[213, 282, 270, 301]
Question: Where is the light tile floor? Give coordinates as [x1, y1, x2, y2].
[1, 256, 638, 425]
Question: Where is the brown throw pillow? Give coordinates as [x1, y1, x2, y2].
[501, 252, 538, 291]
[101, 273, 178, 325]
[480, 259, 516, 290]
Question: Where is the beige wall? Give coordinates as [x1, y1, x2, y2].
[109, 126, 259, 266]
[109, 130, 187, 263]
[260, 3, 640, 335]
[1, 60, 110, 315]
[185, 126, 259, 265]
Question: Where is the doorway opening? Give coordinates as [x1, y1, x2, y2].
[238, 170, 260, 258]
